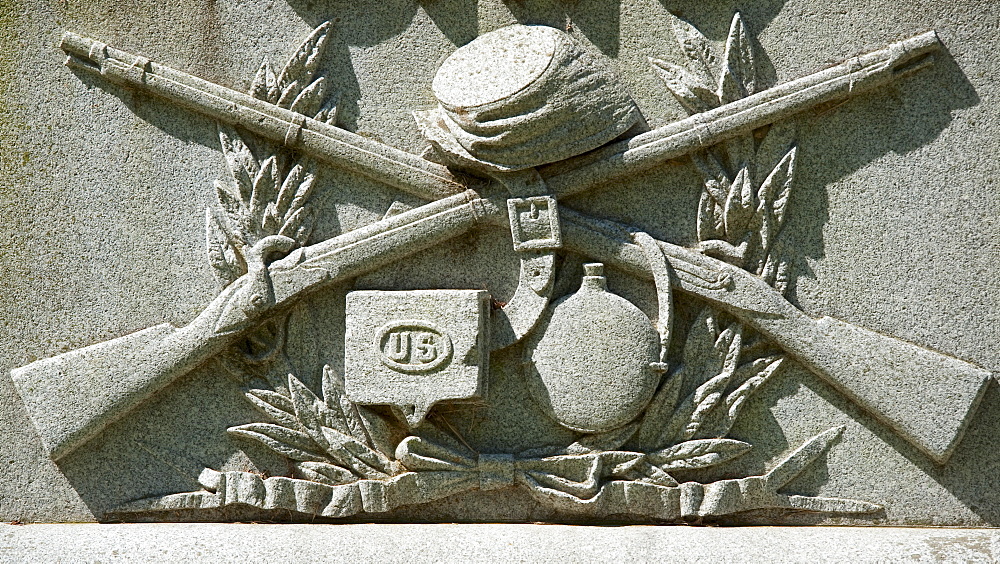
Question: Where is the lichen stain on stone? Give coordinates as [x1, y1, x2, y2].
[0, 0, 29, 212]
[57, 0, 234, 86]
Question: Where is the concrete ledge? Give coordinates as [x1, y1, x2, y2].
[2, 524, 998, 563]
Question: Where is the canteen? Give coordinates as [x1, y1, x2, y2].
[523, 263, 660, 433]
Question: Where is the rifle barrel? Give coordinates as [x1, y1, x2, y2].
[61, 30, 941, 203]
[60, 32, 468, 202]
[540, 31, 941, 197]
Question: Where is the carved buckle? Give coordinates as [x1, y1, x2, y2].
[507, 195, 561, 252]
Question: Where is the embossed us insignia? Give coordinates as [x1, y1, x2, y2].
[10, 7, 993, 524]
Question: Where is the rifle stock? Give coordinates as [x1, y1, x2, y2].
[559, 209, 992, 463]
[14, 29, 988, 465]
[12, 191, 496, 460]
[14, 193, 991, 463]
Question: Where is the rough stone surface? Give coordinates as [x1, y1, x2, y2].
[3, 524, 1000, 563]
[0, 0, 997, 529]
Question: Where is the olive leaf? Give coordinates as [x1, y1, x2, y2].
[279, 206, 315, 246]
[759, 145, 797, 228]
[679, 323, 743, 441]
[319, 425, 392, 479]
[289, 374, 336, 446]
[286, 171, 318, 218]
[756, 145, 797, 255]
[249, 156, 279, 219]
[289, 76, 328, 117]
[648, 438, 751, 471]
[321, 364, 400, 459]
[692, 355, 785, 440]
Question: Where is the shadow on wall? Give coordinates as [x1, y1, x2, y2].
[781, 42, 979, 306]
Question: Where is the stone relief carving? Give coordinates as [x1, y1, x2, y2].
[10, 12, 993, 522]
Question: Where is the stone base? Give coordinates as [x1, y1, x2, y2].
[2, 524, 998, 562]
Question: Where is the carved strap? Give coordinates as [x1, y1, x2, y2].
[633, 232, 674, 371]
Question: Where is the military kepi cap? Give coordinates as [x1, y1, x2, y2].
[415, 25, 640, 172]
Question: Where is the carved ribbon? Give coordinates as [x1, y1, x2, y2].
[114, 435, 875, 520]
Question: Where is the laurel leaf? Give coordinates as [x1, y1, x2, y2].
[245, 388, 299, 429]
[288, 373, 334, 449]
[228, 423, 327, 462]
[249, 156, 278, 219]
[280, 207, 314, 245]
[724, 167, 754, 240]
[634, 371, 683, 451]
[718, 12, 758, 104]
[249, 57, 277, 102]
[262, 202, 281, 234]
[293, 209, 314, 245]
[214, 179, 248, 235]
[276, 21, 331, 101]
[205, 207, 243, 287]
[273, 165, 303, 219]
[218, 125, 259, 202]
[649, 58, 717, 114]
[668, 13, 716, 80]
[289, 77, 327, 117]
[697, 192, 725, 243]
[287, 170, 317, 219]
[760, 146, 797, 228]
[566, 423, 640, 455]
[296, 461, 357, 485]
[648, 438, 751, 470]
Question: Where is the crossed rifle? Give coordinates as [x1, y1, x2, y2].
[12, 29, 991, 466]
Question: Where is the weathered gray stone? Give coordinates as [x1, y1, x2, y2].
[3, 524, 1000, 563]
[0, 0, 997, 532]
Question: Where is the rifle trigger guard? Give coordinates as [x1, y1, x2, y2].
[213, 235, 297, 334]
